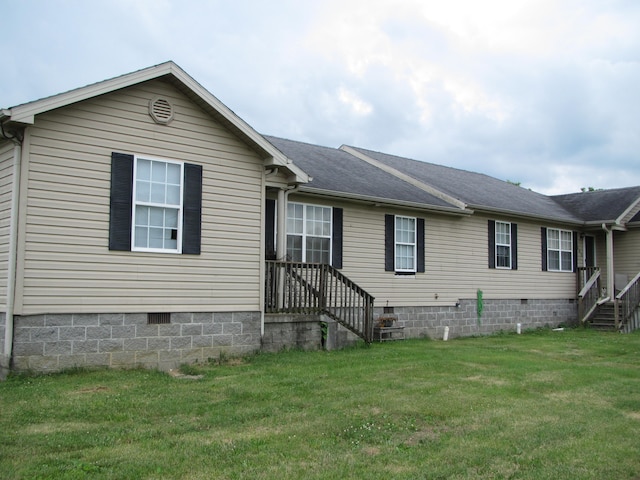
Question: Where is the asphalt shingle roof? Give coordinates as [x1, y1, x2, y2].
[265, 136, 639, 226]
[551, 186, 640, 223]
[346, 146, 582, 222]
[265, 136, 457, 210]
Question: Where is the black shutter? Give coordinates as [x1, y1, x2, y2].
[417, 218, 425, 273]
[385, 214, 395, 271]
[572, 231, 578, 273]
[109, 152, 134, 251]
[541, 227, 548, 271]
[511, 223, 518, 270]
[265, 199, 276, 260]
[332, 207, 343, 269]
[488, 220, 496, 269]
[182, 163, 202, 255]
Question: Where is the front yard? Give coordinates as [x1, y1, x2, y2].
[1, 328, 639, 479]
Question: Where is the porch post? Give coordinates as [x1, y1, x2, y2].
[276, 188, 287, 261]
[604, 225, 614, 298]
[276, 188, 287, 309]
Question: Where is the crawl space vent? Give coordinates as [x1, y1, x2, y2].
[148, 312, 171, 325]
[149, 97, 174, 125]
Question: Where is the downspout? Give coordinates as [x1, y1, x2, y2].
[2, 134, 22, 378]
[602, 223, 614, 298]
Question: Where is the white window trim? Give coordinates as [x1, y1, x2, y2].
[286, 201, 333, 264]
[547, 228, 573, 272]
[495, 221, 512, 270]
[395, 215, 417, 273]
[131, 155, 184, 254]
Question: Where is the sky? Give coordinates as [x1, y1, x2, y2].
[2, 0, 640, 195]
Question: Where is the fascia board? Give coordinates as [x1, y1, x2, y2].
[340, 145, 467, 210]
[298, 186, 474, 216]
[7, 62, 178, 124]
[616, 195, 640, 225]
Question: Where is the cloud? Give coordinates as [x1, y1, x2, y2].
[2, 0, 640, 194]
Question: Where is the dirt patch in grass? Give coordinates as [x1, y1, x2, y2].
[464, 374, 508, 386]
[73, 386, 110, 394]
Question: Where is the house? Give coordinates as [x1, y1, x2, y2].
[1, 62, 639, 377]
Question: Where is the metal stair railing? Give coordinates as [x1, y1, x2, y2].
[265, 261, 375, 343]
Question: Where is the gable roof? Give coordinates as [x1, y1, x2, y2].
[1, 61, 308, 184]
[265, 136, 470, 215]
[343, 145, 582, 223]
[552, 186, 640, 227]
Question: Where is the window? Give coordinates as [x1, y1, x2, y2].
[488, 220, 517, 270]
[547, 228, 573, 272]
[495, 221, 511, 268]
[109, 152, 202, 254]
[395, 215, 416, 272]
[133, 157, 183, 252]
[286, 202, 332, 263]
[385, 214, 425, 274]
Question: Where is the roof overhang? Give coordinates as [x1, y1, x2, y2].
[1, 61, 309, 184]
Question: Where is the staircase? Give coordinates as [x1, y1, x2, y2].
[264, 261, 375, 343]
[588, 302, 617, 331]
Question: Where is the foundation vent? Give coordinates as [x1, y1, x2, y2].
[148, 312, 171, 325]
[149, 97, 174, 125]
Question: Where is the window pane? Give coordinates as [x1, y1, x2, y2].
[496, 245, 511, 268]
[166, 185, 180, 205]
[149, 207, 164, 227]
[396, 216, 415, 244]
[548, 251, 560, 271]
[306, 237, 330, 264]
[150, 183, 165, 204]
[167, 163, 181, 184]
[396, 244, 414, 271]
[496, 222, 510, 245]
[137, 159, 151, 181]
[548, 229, 559, 249]
[136, 180, 150, 202]
[561, 251, 573, 271]
[149, 227, 164, 248]
[560, 231, 572, 250]
[134, 226, 148, 248]
[287, 203, 304, 234]
[151, 161, 166, 183]
[135, 206, 149, 226]
[286, 235, 303, 262]
[165, 209, 178, 228]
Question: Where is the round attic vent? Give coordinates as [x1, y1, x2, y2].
[149, 97, 174, 125]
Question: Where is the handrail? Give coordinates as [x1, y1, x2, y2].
[615, 271, 640, 330]
[265, 261, 375, 343]
[578, 270, 601, 324]
[577, 266, 599, 297]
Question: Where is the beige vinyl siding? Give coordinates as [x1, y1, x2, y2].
[614, 229, 640, 282]
[291, 194, 576, 306]
[17, 79, 265, 315]
[0, 141, 14, 309]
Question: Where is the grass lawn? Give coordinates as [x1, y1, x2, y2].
[1, 328, 640, 479]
